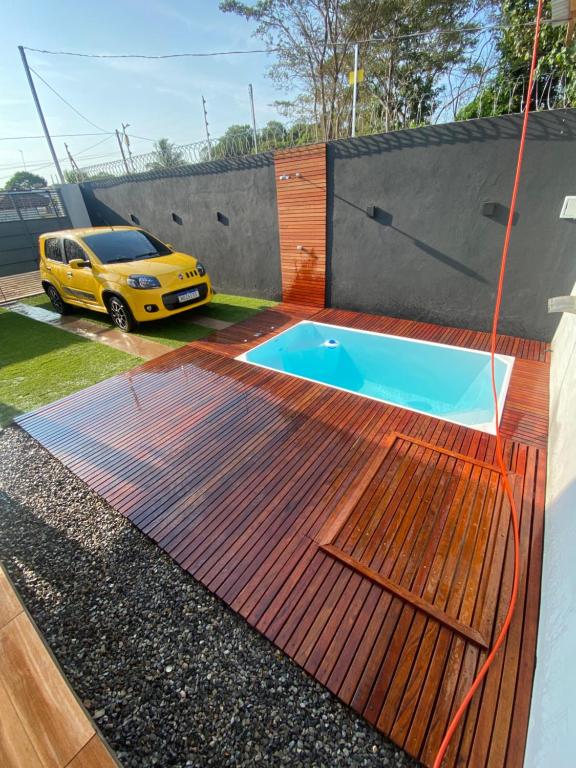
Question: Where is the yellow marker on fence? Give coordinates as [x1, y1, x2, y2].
[348, 68, 364, 85]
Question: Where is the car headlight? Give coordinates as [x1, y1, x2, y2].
[196, 262, 206, 277]
[127, 274, 161, 289]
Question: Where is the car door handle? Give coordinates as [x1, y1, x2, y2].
[66, 271, 73, 277]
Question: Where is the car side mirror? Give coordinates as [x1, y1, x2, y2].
[69, 258, 90, 269]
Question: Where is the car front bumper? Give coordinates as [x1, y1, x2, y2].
[127, 277, 213, 322]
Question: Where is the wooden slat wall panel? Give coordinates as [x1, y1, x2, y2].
[275, 145, 327, 307]
[16, 309, 549, 768]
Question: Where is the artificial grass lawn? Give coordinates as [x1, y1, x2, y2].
[22, 292, 278, 349]
[0, 309, 142, 426]
[203, 293, 277, 323]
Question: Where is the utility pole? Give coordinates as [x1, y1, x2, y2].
[115, 128, 130, 175]
[248, 83, 258, 154]
[202, 96, 212, 160]
[351, 43, 359, 138]
[18, 45, 65, 184]
[64, 143, 83, 181]
[121, 122, 134, 172]
[19, 150, 27, 171]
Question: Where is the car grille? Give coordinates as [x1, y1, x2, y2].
[162, 282, 208, 310]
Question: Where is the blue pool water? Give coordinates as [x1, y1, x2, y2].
[237, 321, 514, 433]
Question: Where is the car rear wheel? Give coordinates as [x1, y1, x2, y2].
[45, 284, 69, 314]
[107, 295, 137, 332]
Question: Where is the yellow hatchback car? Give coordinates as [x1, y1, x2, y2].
[39, 226, 213, 332]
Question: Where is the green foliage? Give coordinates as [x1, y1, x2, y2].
[200, 120, 314, 160]
[147, 138, 185, 170]
[208, 124, 254, 159]
[221, 0, 494, 137]
[458, 0, 576, 118]
[343, 0, 490, 131]
[63, 169, 114, 183]
[3, 171, 48, 191]
[64, 168, 83, 183]
[220, 1, 358, 139]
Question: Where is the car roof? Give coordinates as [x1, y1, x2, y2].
[40, 226, 139, 239]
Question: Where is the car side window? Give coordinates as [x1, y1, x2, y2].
[45, 238, 63, 262]
[64, 239, 89, 264]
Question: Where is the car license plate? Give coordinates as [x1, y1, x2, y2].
[178, 289, 200, 303]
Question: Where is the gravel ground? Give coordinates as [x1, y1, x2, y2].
[0, 425, 419, 768]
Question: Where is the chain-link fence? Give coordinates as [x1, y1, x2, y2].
[78, 70, 573, 182]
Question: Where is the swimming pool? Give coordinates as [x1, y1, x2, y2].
[236, 321, 514, 434]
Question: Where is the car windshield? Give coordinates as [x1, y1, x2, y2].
[82, 230, 172, 264]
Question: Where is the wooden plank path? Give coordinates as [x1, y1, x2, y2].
[0, 564, 119, 768]
[0, 270, 41, 303]
[16, 306, 549, 767]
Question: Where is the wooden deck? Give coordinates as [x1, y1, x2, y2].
[16, 306, 549, 768]
[0, 564, 119, 768]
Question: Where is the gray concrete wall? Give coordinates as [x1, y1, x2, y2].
[328, 109, 576, 341]
[0, 216, 70, 277]
[81, 154, 281, 300]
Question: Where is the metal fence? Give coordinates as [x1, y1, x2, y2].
[78, 70, 574, 181]
[0, 189, 67, 223]
[0, 188, 70, 277]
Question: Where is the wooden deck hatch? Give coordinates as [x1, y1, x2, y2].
[317, 433, 517, 649]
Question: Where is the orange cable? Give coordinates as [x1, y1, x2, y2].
[432, 1, 544, 766]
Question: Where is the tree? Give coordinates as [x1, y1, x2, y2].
[3, 171, 48, 191]
[458, 0, 576, 119]
[64, 169, 84, 183]
[220, 1, 360, 140]
[63, 169, 114, 183]
[147, 138, 185, 170]
[210, 124, 255, 159]
[220, 1, 495, 138]
[342, 0, 495, 131]
[201, 119, 315, 161]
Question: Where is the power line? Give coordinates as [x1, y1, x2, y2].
[0, 132, 112, 141]
[28, 66, 110, 132]
[0, 147, 122, 173]
[23, 46, 275, 59]
[73, 134, 115, 157]
[127, 134, 156, 142]
[20, 21, 550, 60]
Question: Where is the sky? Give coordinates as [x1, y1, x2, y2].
[0, 0, 285, 185]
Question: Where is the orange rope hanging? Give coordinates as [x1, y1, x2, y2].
[432, 1, 544, 766]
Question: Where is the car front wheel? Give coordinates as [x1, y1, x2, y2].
[45, 284, 69, 314]
[107, 295, 137, 332]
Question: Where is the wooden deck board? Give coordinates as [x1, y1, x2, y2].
[0, 271, 41, 303]
[16, 308, 548, 768]
[0, 565, 119, 768]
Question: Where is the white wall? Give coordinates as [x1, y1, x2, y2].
[525, 280, 576, 767]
